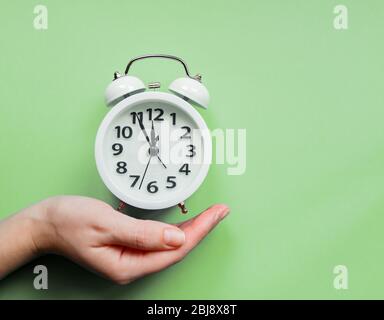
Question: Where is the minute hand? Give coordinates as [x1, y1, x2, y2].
[137, 116, 152, 147]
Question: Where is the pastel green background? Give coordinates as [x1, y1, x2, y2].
[0, 0, 383, 299]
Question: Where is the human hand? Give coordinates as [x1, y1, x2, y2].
[25, 196, 229, 284]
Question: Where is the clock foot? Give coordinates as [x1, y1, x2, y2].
[177, 202, 188, 214]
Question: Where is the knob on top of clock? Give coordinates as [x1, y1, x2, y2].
[104, 54, 210, 109]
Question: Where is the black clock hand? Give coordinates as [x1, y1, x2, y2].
[156, 155, 167, 169]
[151, 120, 167, 169]
[139, 155, 152, 190]
[137, 116, 152, 147]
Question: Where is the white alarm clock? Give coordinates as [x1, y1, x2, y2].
[95, 55, 212, 211]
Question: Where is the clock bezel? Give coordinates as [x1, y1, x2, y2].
[95, 91, 212, 210]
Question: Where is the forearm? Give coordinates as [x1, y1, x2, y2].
[0, 202, 47, 279]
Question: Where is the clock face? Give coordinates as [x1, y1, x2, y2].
[95, 92, 211, 210]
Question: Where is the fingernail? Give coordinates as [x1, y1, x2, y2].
[214, 204, 230, 222]
[164, 228, 185, 247]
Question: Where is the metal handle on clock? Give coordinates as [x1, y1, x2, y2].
[124, 54, 202, 81]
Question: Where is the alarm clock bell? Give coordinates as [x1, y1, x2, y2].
[105, 74, 145, 107]
[104, 54, 210, 109]
[169, 77, 210, 109]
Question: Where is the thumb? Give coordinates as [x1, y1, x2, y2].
[108, 212, 186, 251]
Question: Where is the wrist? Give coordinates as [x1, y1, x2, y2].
[25, 199, 56, 254]
[0, 199, 56, 278]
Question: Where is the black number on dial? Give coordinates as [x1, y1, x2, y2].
[129, 175, 140, 187]
[131, 111, 143, 124]
[146, 108, 164, 121]
[166, 176, 176, 189]
[179, 163, 191, 175]
[147, 181, 159, 193]
[153, 108, 164, 121]
[186, 144, 196, 157]
[116, 161, 127, 174]
[170, 113, 176, 125]
[115, 126, 133, 139]
[180, 126, 191, 139]
[146, 108, 153, 120]
[112, 143, 123, 155]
